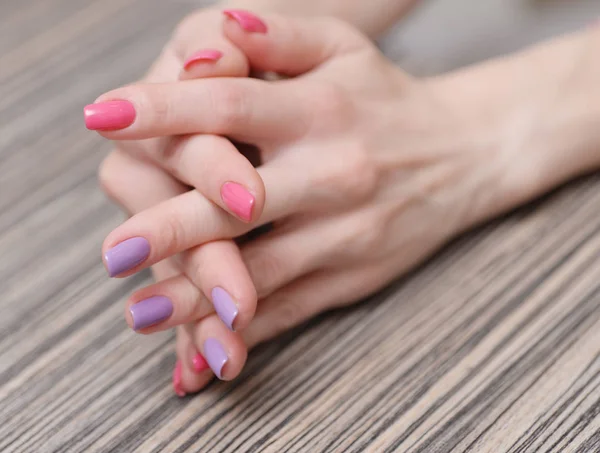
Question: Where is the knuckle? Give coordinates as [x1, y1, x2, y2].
[157, 205, 191, 253]
[146, 88, 173, 126]
[344, 147, 379, 201]
[309, 83, 349, 123]
[320, 145, 379, 204]
[209, 82, 249, 131]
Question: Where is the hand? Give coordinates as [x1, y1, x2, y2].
[96, 11, 522, 394]
[92, 7, 262, 396]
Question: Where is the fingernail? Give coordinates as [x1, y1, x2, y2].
[221, 182, 255, 222]
[183, 49, 224, 70]
[204, 338, 228, 379]
[192, 353, 209, 374]
[223, 9, 268, 34]
[173, 361, 186, 397]
[104, 237, 150, 277]
[129, 296, 173, 330]
[212, 287, 239, 331]
[84, 100, 136, 131]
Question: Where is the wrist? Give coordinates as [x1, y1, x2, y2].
[428, 27, 600, 230]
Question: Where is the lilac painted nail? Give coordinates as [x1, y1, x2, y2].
[104, 237, 150, 277]
[129, 296, 173, 331]
[212, 287, 239, 331]
[204, 338, 228, 379]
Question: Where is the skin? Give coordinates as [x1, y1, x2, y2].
[96, 10, 600, 394]
[99, 0, 424, 393]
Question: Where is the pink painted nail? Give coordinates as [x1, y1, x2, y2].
[223, 9, 268, 34]
[173, 360, 186, 397]
[221, 182, 255, 222]
[183, 49, 224, 70]
[84, 100, 136, 131]
[192, 353, 209, 374]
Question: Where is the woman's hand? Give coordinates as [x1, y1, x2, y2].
[96, 11, 515, 394]
[91, 8, 261, 396]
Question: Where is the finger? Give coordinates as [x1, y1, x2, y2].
[106, 44, 182, 164]
[175, 326, 213, 396]
[99, 150, 188, 281]
[102, 136, 380, 276]
[100, 146, 258, 332]
[242, 264, 388, 349]
[192, 314, 248, 380]
[181, 240, 257, 331]
[172, 10, 249, 80]
[100, 155, 313, 276]
[222, 10, 370, 76]
[164, 135, 265, 223]
[84, 78, 309, 144]
[125, 240, 257, 332]
[241, 220, 335, 299]
[99, 149, 188, 214]
[171, 9, 249, 80]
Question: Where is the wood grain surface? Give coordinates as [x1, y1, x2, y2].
[1, 1, 600, 452]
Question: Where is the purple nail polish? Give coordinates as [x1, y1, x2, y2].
[129, 296, 173, 330]
[204, 338, 228, 379]
[212, 287, 239, 331]
[104, 237, 150, 277]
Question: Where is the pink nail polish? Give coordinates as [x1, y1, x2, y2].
[192, 353, 209, 373]
[223, 9, 268, 34]
[173, 360, 186, 397]
[221, 182, 255, 222]
[183, 49, 224, 70]
[84, 100, 136, 131]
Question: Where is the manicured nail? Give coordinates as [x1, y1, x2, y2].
[183, 49, 224, 70]
[212, 287, 239, 331]
[129, 296, 173, 330]
[223, 9, 268, 33]
[84, 100, 136, 131]
[173, 361, 186, 397]
[192, 353, 209, 374]
[204, 338, 228, 379]
[221, 182, 255, 222]
[104, 237, 150, 277]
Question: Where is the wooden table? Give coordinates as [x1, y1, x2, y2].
[1, 0, 600, 451]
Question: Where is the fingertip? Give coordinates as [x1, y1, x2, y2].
[211, 287, 239, 331]
[220, 182, 256, 223]
[222, 9, 268, 34]
[180, 365, 214, 394]
[182, 49, 224, 70]
[173, 360, 186, 397]
[176, 330, 215, 394]
[124, 303, 135, 330]
[192, 352, 210, 374]
[102, 236, 151, 278]
[179, 46, 250, 81]
[195, 318, 247, 381]
[83, 99, 136, 132]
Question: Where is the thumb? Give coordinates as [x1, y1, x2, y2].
[174, 10, 250, 81]
[222, 9, 372, 76]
